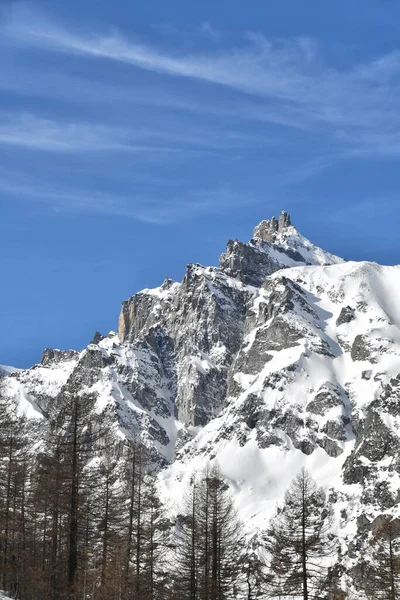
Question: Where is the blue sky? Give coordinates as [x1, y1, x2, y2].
[1, 0, 400, 368]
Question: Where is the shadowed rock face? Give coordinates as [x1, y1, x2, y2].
[307, 383, 346, 415]
[219, 212, 298, 286]
[41, 348, 78, 366]
[219, 239, 283, 286]
[336, 306, 356, 326]
[90, 331, 105, 345]
[117, 264, 251, 427]
[339, 373, 400, 533]
[351, 334, 377, 363]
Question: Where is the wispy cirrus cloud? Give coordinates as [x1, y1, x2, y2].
[151, 21, 221, 42]
[2, 3, 400, 229]
[0, 112, 274, 154]
[198, 22, 221, 42]
[0, 62, 320, 136]
[0, 177, 255, 224]
[0, 113, 145, 152]
[4, 4, 400, 158]
[2, 8, 327, 101]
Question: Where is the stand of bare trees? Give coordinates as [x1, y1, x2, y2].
[0, 394, 170, 600]
[1, 393, 400, 600]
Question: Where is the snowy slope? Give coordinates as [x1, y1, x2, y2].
[0, 338, 178, 464]
[161, 261, 400, 529]
[253, 217, 345, 268]
[0, 364, 21, 377]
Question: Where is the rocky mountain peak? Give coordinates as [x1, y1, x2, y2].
[90, 331, 105, 345]
[252, 210, 292, 244]
[219, 210, 343, 286]
[40, 348, 78, 366]
[160, 275, 176, 291]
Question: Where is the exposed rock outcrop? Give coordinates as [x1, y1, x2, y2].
[253, 210, 292, 243]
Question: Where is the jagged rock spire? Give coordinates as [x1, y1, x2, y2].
[161, 275, 175, 290]
[253, 210, 292, 244]
[90, 331, 105, 345]
[278, 210, 291, 230]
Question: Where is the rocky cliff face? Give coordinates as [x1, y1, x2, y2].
[2, 210, 400, 585]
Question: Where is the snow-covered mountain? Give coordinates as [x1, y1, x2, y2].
[2, 211, 400, 581]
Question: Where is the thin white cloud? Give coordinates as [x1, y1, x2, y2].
[0, 63, 320, 135]
[4, 4, 400, 159]
[198, 22, 221, 41]
[3, 7, 320, 100]
[0, 178, 255, 224]
[0, 113, 138, 152]
[0, 112, 267, 154]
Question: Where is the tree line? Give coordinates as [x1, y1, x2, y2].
[0, 392, 399, 599]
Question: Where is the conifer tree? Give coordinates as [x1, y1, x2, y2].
[173, 465, 244, 600]
[241, 547, 268, 600]
[173, 477, 199, 600]
[0, 396, 28, 596]
[138, 475, 170, 600]
[120, 440, 150, 599]
[43, 390, 103, 600]
[265, 468, 336, 600]
[90, 441, 125, 599]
